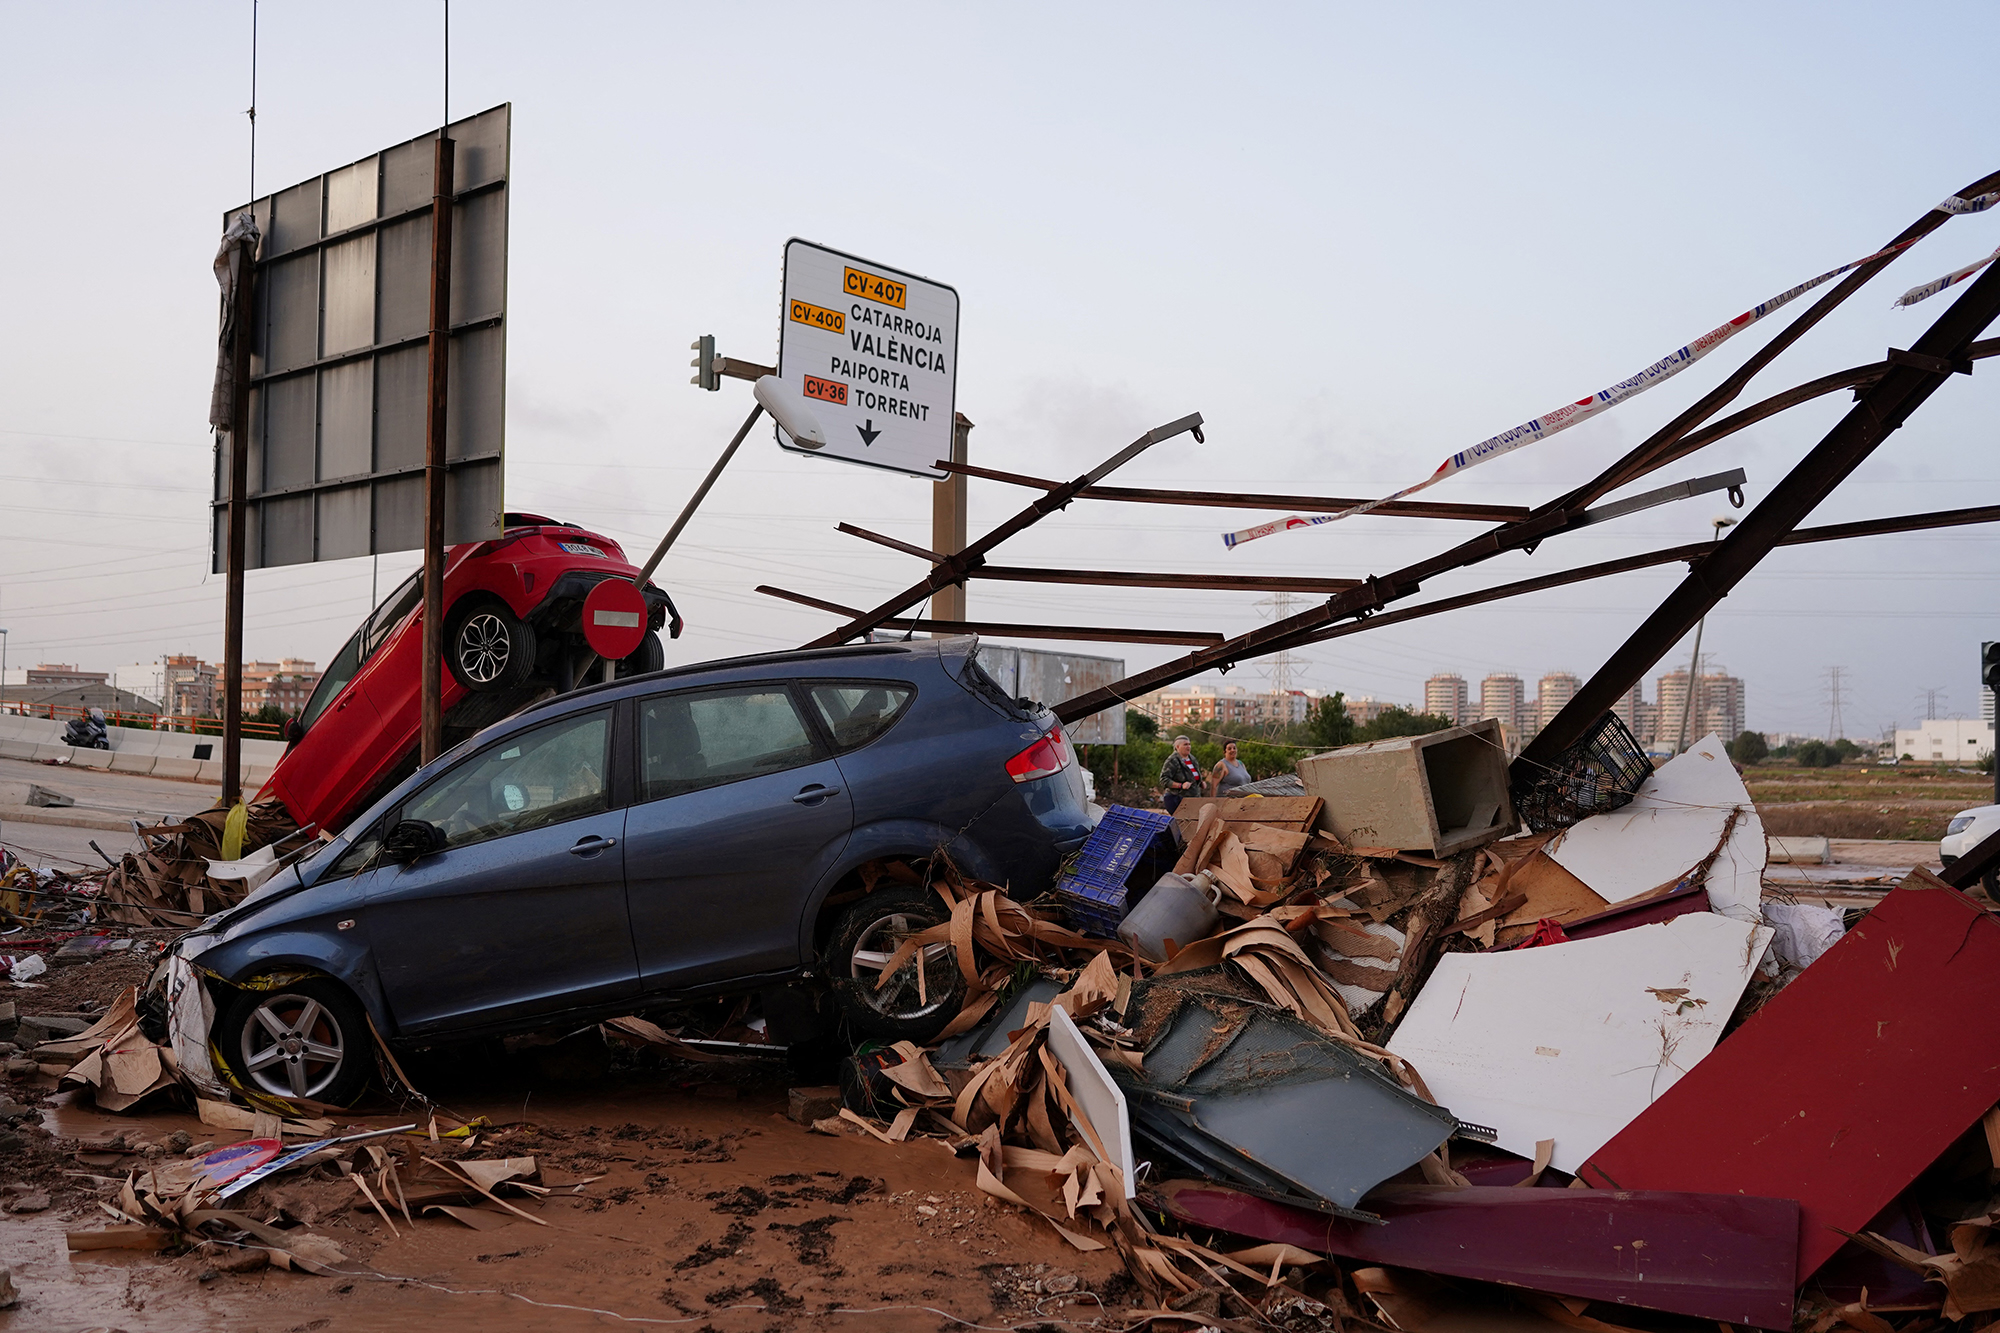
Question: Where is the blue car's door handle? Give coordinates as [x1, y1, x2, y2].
[569, 835, 618, 856]
[792, 784, 842, 805]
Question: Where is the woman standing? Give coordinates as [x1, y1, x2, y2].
[1159, 735, 1203, 813]
[1208, 739, 1252, 797]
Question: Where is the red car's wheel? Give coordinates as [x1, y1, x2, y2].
[447, 601, 539, 693]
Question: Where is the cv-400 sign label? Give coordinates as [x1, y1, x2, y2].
[777, 239, 959, 478]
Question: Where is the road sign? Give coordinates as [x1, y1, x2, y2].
[777, 240, 958, 478]
[211, 104, 510, 571]
[582, 578, 649, 660]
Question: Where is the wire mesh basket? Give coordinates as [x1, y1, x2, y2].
[1511, 710, 1654, 833]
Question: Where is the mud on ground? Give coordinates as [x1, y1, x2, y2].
[0, 942, 1129, 1331]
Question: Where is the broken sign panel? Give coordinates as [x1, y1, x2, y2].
[1543, 734, 1766, 923]
[1386, 910, 1773, 1173]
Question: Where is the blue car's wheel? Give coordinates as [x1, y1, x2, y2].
[217, 977, 372, 1107]
[829, 885, 964, 1041]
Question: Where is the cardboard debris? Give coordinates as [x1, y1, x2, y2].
[1387, 911, 1773, 1173]
[43, 987, 178, 1112]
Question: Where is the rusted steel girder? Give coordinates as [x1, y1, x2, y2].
[1292, 503, 2000, 650]
[1516, 255, 2000, 774]
[932, 460, 1532, 523]
[1051, 172, 2000, 724]
[761, 584, 1223, 646]
[798, 412, 1204, 648]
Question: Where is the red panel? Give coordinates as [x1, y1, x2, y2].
[1579, 872, 2000, 1279]
[1154, 1179, 1799, 1330]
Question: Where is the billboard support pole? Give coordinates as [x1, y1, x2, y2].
[221, 230, 256, 807]
[421, 136, 456, 766]
[929, 413, 971, 630]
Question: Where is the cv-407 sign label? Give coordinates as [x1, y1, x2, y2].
[777, 239, 959, 478]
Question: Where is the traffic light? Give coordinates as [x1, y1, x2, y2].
[689, 335, 717, 391]
[1984, 641, 2000, 690]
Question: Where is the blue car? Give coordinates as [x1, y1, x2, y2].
[153, 637, 1093, 1105]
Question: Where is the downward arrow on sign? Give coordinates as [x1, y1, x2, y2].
[856, 419, 881, 446]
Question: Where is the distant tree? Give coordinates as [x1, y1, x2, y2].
[1727, 730, 1769, 765]
[1124, 709, 1157, 741]
[1794, 739, 1840, 768]
[251, 704, 292, 727]
[1306, 692, 1355, 749]
[1360, 707, 1457, 742]
[1831, 737, 1862, 761]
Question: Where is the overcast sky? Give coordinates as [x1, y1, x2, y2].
[2, 1, 1995, 739]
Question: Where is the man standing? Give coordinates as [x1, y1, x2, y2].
[1159, 735, 1203, 814]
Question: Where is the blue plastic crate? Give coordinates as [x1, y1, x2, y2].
[1053, 805, 1176, 937]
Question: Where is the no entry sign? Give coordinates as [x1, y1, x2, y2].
[582, 578, 649, 661]
[777, 240, 959, 478]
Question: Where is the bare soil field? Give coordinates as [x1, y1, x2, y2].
[1743, 763, 1990, 841]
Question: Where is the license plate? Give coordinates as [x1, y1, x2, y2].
[560, 542, 605, 558]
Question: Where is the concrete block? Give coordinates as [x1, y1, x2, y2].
[66, 749, 113, 769]
[108, 752, 157, 775]
[787, 1086, 841, 1125]
[193, 760, 224, 784]
[150, 757, 204, 780]
[0, 740, 37, 761]
[1296, 719, 1515, 857]
[30, 745, 72, 762]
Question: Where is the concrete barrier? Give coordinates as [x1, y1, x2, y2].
[31, 744, 73, 762]
[151, 757, 205, 780]
[65, 749, 114, 769]
[109, 752, 157, 775]
[0, 740, 38, 760]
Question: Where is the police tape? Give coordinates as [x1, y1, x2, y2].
[1222, 191, 2000, 549]
[1895, 245, 2000, 308]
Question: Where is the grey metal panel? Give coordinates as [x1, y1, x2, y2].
[449, 188, 506, 321]
[977, 646, 1127, 744]
[323, 156, 378, 234]
[260, 493, 315, 568]
[375, 214, 432, 343]
[267, 179, 321, 256]
[445, 458, 504, 545]
[260, 253, 319, 374]
[450, 107, 509, 190]
[218, 104, 509, 567]
[373, 475, 424, 553]
[373, 344, 427, 472]
[243, 384, 265, 494]
[380, 136, 434, 216]
[446, 323, 504, 461]
[320, 233, 377, 356]
[259, 376, 315, 494]
[317, 360, 373, 481]
[317, 484, 372, 562]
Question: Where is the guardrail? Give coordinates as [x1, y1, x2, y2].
[0, 700, 287, 741]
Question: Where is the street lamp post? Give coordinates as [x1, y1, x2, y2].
[1674, 517, 1738, 754]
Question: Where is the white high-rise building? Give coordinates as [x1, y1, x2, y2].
[1424, 674, 1468, 726]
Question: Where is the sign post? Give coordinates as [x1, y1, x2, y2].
[420, 137, 456, 765]
[221, 229, 256, 806]
[777, 241, 958, 478]
[931, 412, 972, 625]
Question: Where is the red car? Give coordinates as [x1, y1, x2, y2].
[265, 513, 680, 835]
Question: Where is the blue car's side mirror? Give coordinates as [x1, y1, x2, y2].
[384, 819, 447, 863]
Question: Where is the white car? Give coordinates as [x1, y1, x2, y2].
[1942, 804, 2000, 887]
